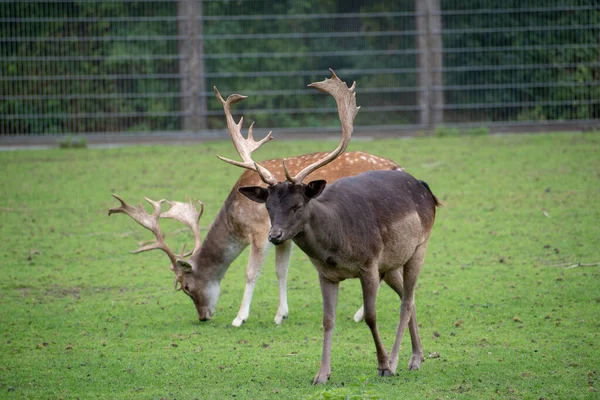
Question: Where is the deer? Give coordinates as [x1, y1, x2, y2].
[108, 151, 401, 325]
[218, 69, 441, 384]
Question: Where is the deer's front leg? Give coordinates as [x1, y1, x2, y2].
[274, 240, 292, 324]
[313, 273, 339, 385]
[360, 266, 391, 377]
[233, 238, 269, 327]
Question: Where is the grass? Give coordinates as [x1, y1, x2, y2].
[1, 132, 599, 399]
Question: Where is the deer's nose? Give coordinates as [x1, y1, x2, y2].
[198, 308, 213, 321]
[269, 229, 284, 244]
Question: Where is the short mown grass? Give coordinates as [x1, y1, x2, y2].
[1, 132, 599, 399]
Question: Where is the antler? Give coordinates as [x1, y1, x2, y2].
[108, 194, 179, 271]
[283, 69, 360, 184]
[160, 198, 204, 257]
[214, 86, 278, 185]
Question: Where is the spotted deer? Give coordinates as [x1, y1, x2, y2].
[219, 69, 440, 384]
[109, 154, 400, 325]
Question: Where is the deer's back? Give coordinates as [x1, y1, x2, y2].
[320, 169, 436, 231]
[236, 151, 399, 188]
[225, 152, 400, 242]
[298, 170, 437, 279]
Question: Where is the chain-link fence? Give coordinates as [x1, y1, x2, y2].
[1, 0, 599, 137]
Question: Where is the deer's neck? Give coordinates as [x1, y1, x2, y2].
[293, 200, 344, 261]
[293, 191, 382, 270]
[194, 196, 247, 281]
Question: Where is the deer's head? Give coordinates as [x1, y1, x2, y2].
[108, 195, 218, 321]
[215, 69, 359, 244]
[238, 180, 326, 245]
[174, 257, 220, 321]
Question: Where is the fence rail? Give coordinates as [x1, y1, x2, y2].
[1, 0, 599, 136]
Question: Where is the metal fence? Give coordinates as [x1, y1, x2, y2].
[1, 0, 599, 137]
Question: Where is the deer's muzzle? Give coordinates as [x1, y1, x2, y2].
[197, 307, 214, 321]
[268, 228, 284, 245]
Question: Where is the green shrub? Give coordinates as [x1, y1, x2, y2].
[433, 125, 461, 137]
[433, 125, 489, 137]
[57, 134, 88, 149]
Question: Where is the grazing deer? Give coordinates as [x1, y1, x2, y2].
[109, 155, 400, 325]
[218, 70, 440, 384]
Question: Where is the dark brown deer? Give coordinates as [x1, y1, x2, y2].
[219, 70, 440, 384]
[109, 154, 400, 325]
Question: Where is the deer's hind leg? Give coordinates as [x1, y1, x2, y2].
[387, 243, 427, 373]
[383, 268, 423, 374]
[360, 264, 391, 377]
[353, 280, 382, 323]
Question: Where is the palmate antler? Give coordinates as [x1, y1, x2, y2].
[108, 194, 204, 288]
[215, 69, 360, 185]
[284, 69, 360, 184]
[213, 87, 278, 185]
[161, 198, 204, 258]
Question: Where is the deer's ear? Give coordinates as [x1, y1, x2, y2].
[176, 260, 193, 273]
[305, 180, 327, 199]
[238, 186, 269, 203]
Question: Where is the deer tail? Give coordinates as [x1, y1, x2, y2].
[419, 180, 442, 208]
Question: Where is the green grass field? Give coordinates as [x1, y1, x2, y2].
[1, 132, 599, 399]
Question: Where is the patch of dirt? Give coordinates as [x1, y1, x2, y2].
[14, 284, 130, 303]
[43, 286, 81, 300]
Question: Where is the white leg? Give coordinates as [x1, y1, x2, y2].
[274, 240, 292, 325]
[353, 305, 365, 323]
[232, 237, 270, 327]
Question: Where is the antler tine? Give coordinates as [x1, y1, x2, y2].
[160, 198, 204, 256]
[214, 86, 278, 185]
[286, 69, 360, 184]
[108, 194, 179, 270]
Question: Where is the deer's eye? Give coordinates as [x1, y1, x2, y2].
[184, 285, 189, 292]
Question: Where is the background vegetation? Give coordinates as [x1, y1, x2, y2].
[1, 132, 599, 398]
[2, 0, 598, 134]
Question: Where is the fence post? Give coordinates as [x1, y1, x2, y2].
[416, 0, 443, 130]
[429, 0, 444, 126]
[178, 0, 207, 131]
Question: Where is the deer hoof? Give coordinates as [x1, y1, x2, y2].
[389, 361, 398, 375]
[232, 317, 247, 327]
[378, 368, 394, 377]
[274, 314, 288, 325]
[313, 368, 331, 385]
[407, 354, 424, 370]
